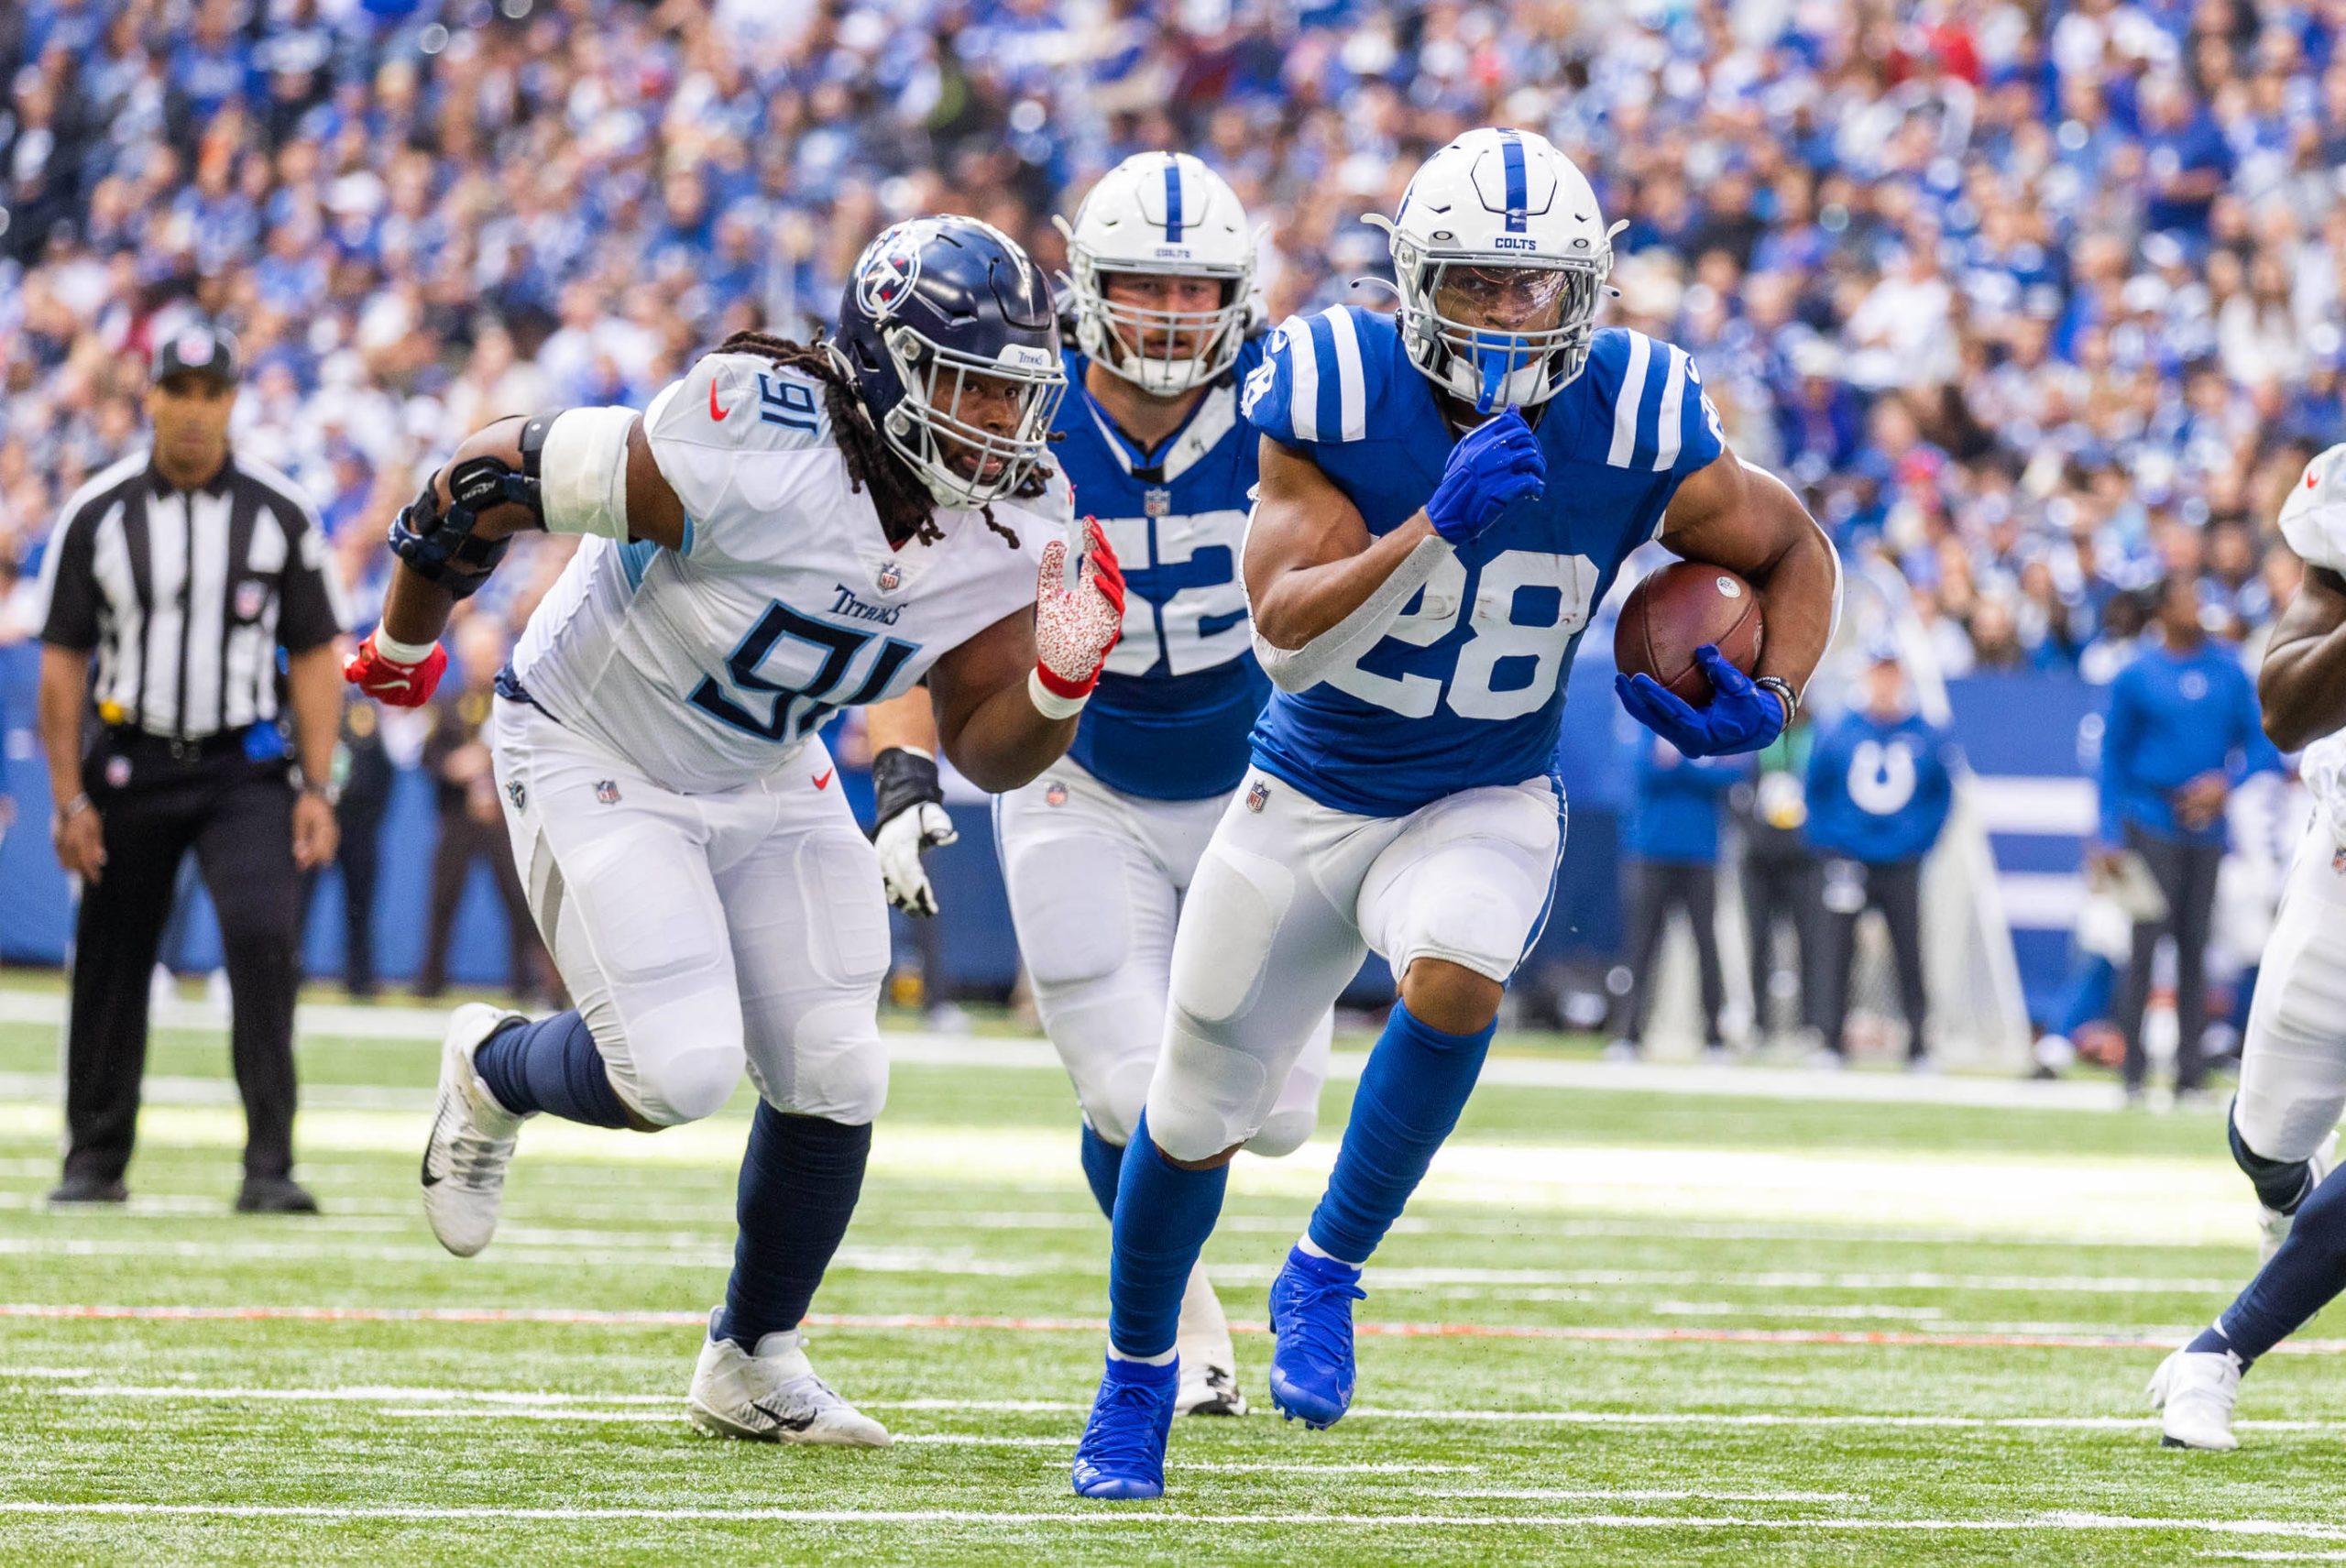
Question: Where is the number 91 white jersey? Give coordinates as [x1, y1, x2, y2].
[508, 351, 1066, 795]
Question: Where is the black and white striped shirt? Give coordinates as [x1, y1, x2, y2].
[35, 449, 348, 740]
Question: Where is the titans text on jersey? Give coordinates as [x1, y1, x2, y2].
[1239, 305, 1727, 817]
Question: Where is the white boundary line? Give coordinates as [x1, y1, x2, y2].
[0, 1502, 2336, 1536]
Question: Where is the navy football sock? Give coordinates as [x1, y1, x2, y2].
[2229, 1105, 2316, 1214]
[2202, 1162, 2346, 1367]
[1080, 1123, 1124, 1221]
[1106, 1113, 1228, 1361]
[470, 1011, 630, 1129]
[1307, 1001, 1496, 1266]
[716, 1102, 872, 1350]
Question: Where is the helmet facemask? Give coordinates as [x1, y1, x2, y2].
[1382, 228, 1608, 414]
[1068, 247, 1252, 396]
[873, 324, 1066, 508]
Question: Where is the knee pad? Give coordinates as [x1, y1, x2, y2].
[1244, 1105, 1318, 1160]
[1167, 846, 1290, 1025]
[760, 999, 889, 1126]
[599, 987, 746, 1127]
[1008, 838, 1133, 991]
[623, 1040, 742, 1126]
[1068, 1048, 1156, 1148]
[1145, 1016, 1271, 1162]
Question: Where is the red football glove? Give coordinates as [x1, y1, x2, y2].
[1033, 518, 1125, 707]
[343, 630, 447, 707]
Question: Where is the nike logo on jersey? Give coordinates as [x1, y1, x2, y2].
[812, 769, 834, 791]
[710, 380, 729, 422]
[421, 1103, 447, 1188]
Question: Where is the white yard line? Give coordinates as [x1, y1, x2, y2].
[0, 1501, 2335, 1537]
[1431, 1488, 1863, 1503]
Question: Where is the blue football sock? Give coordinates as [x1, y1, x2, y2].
[2230, 1105, 2318, 1215]
[1106, 1113, 1228, 1361]
[470, 1011, 630, 1128]
[1080, 1123, 1124, 1222]
[1307, 1001, 1496, 1266]
[715, 1102, 872, 1350]
[2201, 1162, 2346, 1367]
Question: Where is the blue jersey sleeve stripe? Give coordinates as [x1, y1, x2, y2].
[1651, 345, 1688, 472]
[1500, 132, 1528, 233]
[1606, 331, 1651, 467]
[1305, 311, 1343, 446]
[1285, 314, 1322, 443]
[1163, 159, 1184, 243]
[1324, 307, 1368, 441]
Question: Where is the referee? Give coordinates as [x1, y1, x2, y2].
[33, 323, 345, 1212]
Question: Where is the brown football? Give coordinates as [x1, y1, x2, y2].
[1614, 562, 1765, 706]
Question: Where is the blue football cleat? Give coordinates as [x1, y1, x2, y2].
[1267, 1245, 1366, 1429]
[1071, 1354, 1179, 1499]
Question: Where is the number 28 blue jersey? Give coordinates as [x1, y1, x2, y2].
[1241, 307, 1725, 818]
[1058, 338, 1271, 800]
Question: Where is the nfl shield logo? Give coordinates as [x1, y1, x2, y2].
[1145, 488, 1171, 518]
[505, 779, 526, 812]
[1246, 781, 1268, 813]
[595, 779, 621, 806]
[236, 579, 266, 620]
[1045, 781, 1069, 808]
[876, 559, 904, 592]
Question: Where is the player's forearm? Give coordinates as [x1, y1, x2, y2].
[867, 686, 942, 758]
[378, 560, 458, 650]
[1743, 519, 1837, 699]
[942, 683, 1077, 794]
[1250, 512, 1441, 652]
[285, 645, 343, 785]
[37, 647, 90, 809]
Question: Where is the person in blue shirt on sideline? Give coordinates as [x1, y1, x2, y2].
[1805, 642, 1957, 1068]
[1606, 732, 1749, 1060]
[2095, 572, 2281, 1103]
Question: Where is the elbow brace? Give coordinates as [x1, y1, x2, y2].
[1251, 534, 1453, 694]
[538, 406, 638, 541]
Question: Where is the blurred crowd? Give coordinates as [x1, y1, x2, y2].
[3, 0, 2341, 677]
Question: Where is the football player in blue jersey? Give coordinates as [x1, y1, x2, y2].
[1069, 127, 1844, 1499]
[867, 153, 1332, 1419]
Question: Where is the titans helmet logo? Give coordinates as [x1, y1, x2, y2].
[854, 223, 933, 320]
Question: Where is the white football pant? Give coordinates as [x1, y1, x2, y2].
[2233, 811, 2346, 1163]
[995, 757, 1332, 1157]
[1146, 767, 1564, 1163]
[492, 698, 892, 1127]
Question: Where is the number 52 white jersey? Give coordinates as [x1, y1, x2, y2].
[509, 351, 1067, 795]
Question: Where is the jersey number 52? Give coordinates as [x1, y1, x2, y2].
[1329, 549, 1597, 721]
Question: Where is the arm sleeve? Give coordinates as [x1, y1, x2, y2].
[273, 496, 347, 653]
[35, 505, 102, 652]
[2099, 673, 2138, 844]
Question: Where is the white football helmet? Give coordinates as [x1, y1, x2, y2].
[1056, 152, 1256, 395]
[1368, 126, 1616, 413]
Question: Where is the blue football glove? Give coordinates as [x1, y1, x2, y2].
[1425, 407, 1545, 547]
[1615, 644, 1789, 759]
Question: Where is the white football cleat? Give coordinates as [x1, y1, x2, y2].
[686, 1315, 891, 1447]
[2149, 1344, 2242, 1451]
[2257, 1130, 2338, 1264]
[1174, 1261, 1247, 1417]
[420, 1003, 529, 1258]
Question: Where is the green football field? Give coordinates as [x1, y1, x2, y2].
[0, 979, 2342, 1566]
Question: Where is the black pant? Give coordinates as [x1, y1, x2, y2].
[65, 738, 301, 1183]
[1818, 856, 1929, 1059]
[416, 810, 543, 999]
[1611, 859, 1725, 1046]
[2117, 828, 2225, 1094]
[334, 772, 391, 995]
[1745, 850, 1821, 1034]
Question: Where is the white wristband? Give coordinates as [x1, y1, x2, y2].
[372, 629, 438, 664]
[1027, 668, 1091, 721]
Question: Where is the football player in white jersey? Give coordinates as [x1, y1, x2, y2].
[865, 154, 1333, 1420]
[341, 217, 1125, 1448]
[2152, 445, 2346, 1449]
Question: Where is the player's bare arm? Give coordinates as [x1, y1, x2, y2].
[1659, 453, 1838, 714]
[2257, 564, 2346, 751]
[1244, 438, 1438, 651]
[922, 607, 1080, 794]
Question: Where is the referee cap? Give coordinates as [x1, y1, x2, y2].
[151, 323, 241, 387]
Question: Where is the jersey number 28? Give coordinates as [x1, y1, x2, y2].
[1328, 549, 1597, 720]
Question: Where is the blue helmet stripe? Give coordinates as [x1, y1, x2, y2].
[1500, 132, 1527, 233]
[1163, 159, 1185, 243]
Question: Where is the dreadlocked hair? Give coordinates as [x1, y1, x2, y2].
[714, 329, 1041, 552]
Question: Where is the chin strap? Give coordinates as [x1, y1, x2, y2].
[1250, 533, 1454, 694]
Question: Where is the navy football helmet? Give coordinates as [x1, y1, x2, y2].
[832, 216, 1066, 509]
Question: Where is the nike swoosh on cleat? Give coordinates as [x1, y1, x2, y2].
[749, 1399, 818, 1433]
[421, 1103, 447, 1188]
[709, 380, 729, 422]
